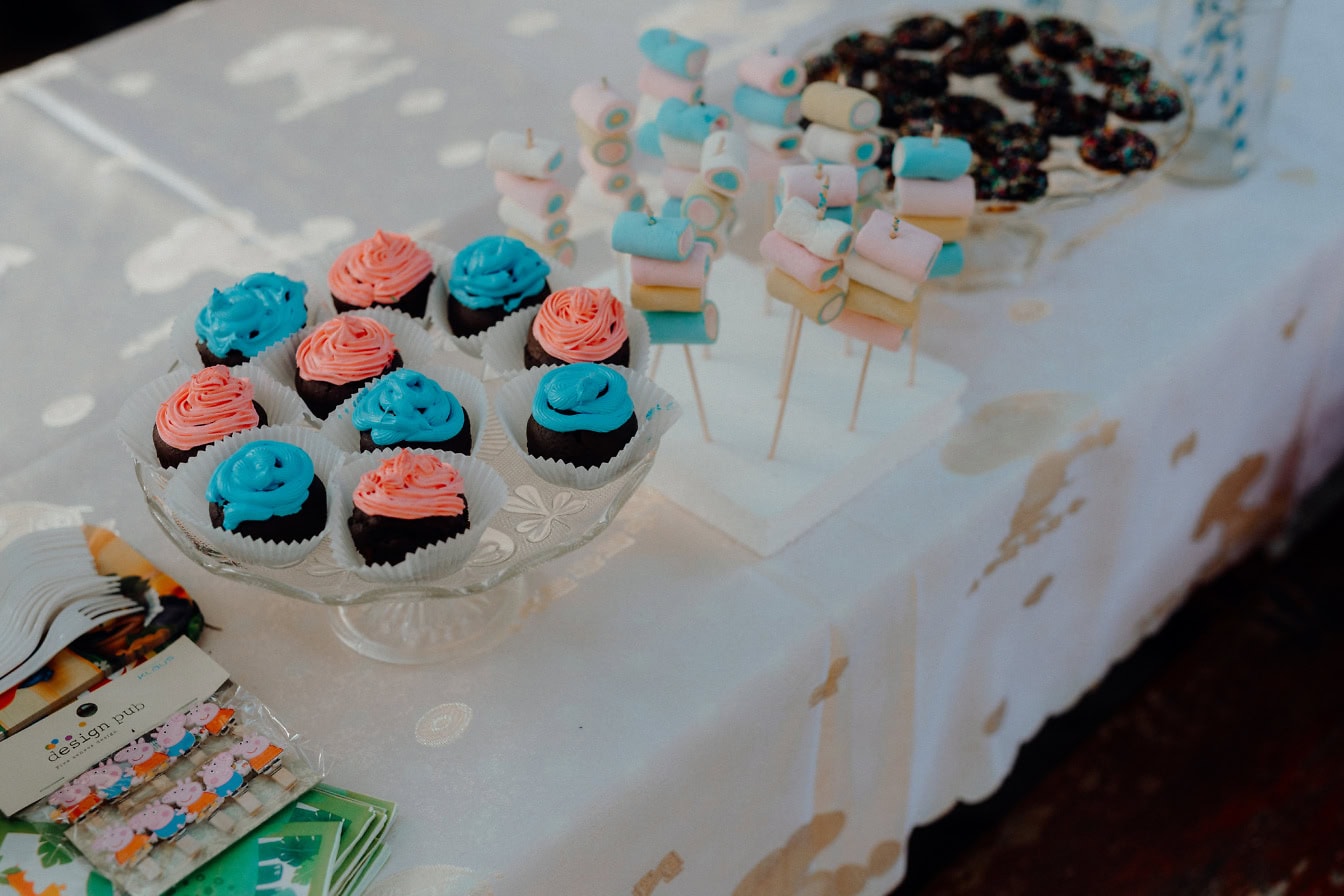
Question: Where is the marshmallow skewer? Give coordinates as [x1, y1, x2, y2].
[489, 128, 575, 266]
[487, 130, 563, 178]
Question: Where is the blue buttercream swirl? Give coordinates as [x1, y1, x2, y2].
[206, 440, 315, 531]
[448, 236, 550, 312]
[531, 364, 634, 434]
[195, 272, 308, 359]
[350, 369, 466, 446]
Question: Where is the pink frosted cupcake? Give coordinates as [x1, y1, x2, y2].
[522, 286, 630, 369]
[152, 366, 265, 468]
[294, 315, 401, 419]
[328, 230, 435, 318]
[348, 449, 470, 566]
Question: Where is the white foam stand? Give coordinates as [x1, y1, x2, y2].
[589, 252, 967, 556]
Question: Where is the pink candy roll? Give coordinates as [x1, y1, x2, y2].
[772, 197, 853, 260]
[829, 308, 905, 352]
[777, 163, 858, 208]
[497, 197, 570, 245]
[845, 251, 919, 302]
[682, 176, 733, 232]
[569, 80, 635, 136]
[487, 130, 564, 179]
[574, 119, 634, 167]
[637, 62, 704, 104]
[661, 164, 697, 199]
[894, 175, 976, 219]
[492, 171, 571, 219]
[577, 147, 636, 194]
[630, 241, 712, 289]
[699, 131, 749, 198]
[801, 123, 881, 168]
[854, 210, 942, 283]
[759, 229, 842, 292]
[659, 133, 704, 170]
[737, 50, 806, 97]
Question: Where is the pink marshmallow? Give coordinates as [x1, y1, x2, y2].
[661, 164, 697, 199]
[759, 229, 841, 292]
[577, 148, 636, 194]
[778, 163, 858, 208]
[854, 210, 942, 283]
[829, 308, 906, 352]
[894, 175, 976, 219]
[630, 242, 712, 288]
[493, 171, 570, 219]
[737, 50, 806, 97]
[569, 81, 635, 136]
[637, 63, 704, 104]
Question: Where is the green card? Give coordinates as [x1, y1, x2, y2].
[0, 815, 112, 896]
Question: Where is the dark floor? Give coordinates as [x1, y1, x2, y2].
[893, 490, 1344, 896]
[8, 12, 1344, 896]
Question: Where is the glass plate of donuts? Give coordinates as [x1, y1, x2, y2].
[796, 7, 1193, 215]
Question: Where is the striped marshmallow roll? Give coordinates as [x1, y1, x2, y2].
[497, 196, 570, 245]
[493, 171, 570, 219]
[699, 131, 749, 198]
[801, 123, 880, 167]
[737, 50, 805, 97]
[487, 130, 564, 179]
[637, 63, 704, 104]
[569, 80, 635, 136]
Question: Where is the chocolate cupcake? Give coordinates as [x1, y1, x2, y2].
[349, 369, 472, 455]
[153, 366, 267, 469]
[206, 440, 327, 544]
[523, 286, 631, 369]
[328, 230, 435, 318]
[194, 273, 307, 368]
[446, 235, 551, 337]
[348, 450, 470, 566]
[525, 364, 638, 468]
[294, 315, 402, 420]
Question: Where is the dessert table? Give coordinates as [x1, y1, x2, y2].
[2, 0, 1342, 893]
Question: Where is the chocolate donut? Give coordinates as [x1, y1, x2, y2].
[1079, 126, 1158, 172]
[938, 94, 1007, 136]
[972, 121, 1051, 162]
[1105, 78, 1184, 122]
[881, 95, 942, 135]
[1077, 45, 1151, 85]
[879, 57, 949, 98]
[961, 9, 1029, 46]
[999, 59, 1072, 102]
[890, 14, 958, 51]
[1028, 16, 1095, 62]
[1033, 93, 1108, 136]
[971, 156, 1049, 202]
[940, 40, 1009, 77]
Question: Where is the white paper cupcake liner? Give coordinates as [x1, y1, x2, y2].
[317, 363, 489, 457]
[430, 246, 581, 359]
[116, 363, 314, 492]
[480, 303, 651, 379]
[161, 425, 347, 568]
[327, 449, 508, 584]
[252, 305, 445, 422]
[170, 285, 323, 372]
[495, 365, 681, 490]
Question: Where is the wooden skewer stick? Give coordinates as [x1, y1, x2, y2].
[601, 75, 609, 89]
[907, 307, 922, 386]
[848, 342, 874, 431]
[777, 306, 801, 397]
[701, 344, 711, 361]
[649, 343, 665, 380]
[932, 122, 943, 147]
[843, 335, 854, 357]
[684, 345, 712, 442]
[768, 311, 805, 460]
[526, 127, 534, 149]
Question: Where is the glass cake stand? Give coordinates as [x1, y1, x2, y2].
[793, 12, 1194, 289]
[136, 334, 668, 665]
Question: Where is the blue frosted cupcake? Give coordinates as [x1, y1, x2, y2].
[446, 235, 551, 337]
[206, 440, 327, 543]
[525, 363, 637, 468]
[350, 369, 473, 455]
[195, 273, 307, 367]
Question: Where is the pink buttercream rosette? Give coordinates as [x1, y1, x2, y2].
[116, 363, 311, 494]
[327, 448, 508, 583]
[161, 425, 346, 568]
[480, 299, 651, 379]
[251, 306, 442, 423]
[317, 363, 489, 456]
[327, 230, 436, 316]
[494, 365, 681, 490]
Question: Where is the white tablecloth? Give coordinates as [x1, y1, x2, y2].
[1, 0, 1342, 892]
